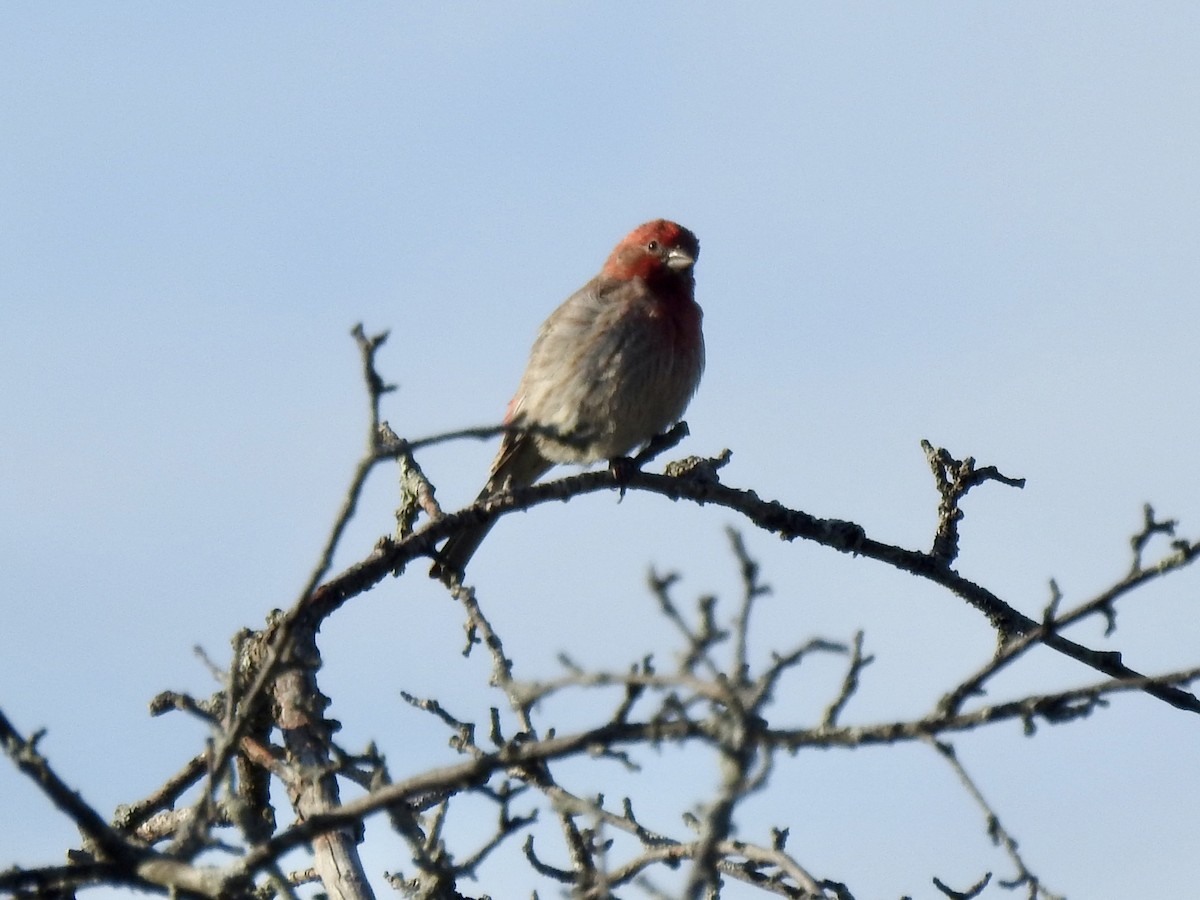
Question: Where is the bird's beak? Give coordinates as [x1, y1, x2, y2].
[664, 248, 695, 271]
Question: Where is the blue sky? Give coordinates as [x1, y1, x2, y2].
[3, 4, 1199, 897]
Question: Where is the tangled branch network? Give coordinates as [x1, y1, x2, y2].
[3, 325, 1199, 900]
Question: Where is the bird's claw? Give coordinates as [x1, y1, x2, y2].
[609, 456, 639, 499]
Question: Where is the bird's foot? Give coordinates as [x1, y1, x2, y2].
[609, 455, 638, 482]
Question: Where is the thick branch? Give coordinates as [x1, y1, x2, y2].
[290, 458, 1200, 715]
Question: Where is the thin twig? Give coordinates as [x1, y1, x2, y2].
[927, 739, 1065, 900]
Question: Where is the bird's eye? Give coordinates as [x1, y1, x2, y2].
[647, 240, 660, 252]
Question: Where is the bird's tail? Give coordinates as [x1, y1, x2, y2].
[431, 513, 496, 585]
[430, 438, 551, 585]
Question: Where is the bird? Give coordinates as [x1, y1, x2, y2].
[431, 219, 705, 583]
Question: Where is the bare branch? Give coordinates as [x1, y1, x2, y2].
[821, 631, 872, 729]
[1130, 503, 1181, 575]
[288, 457, 1200, 715]
[928, 739, 1065, 900]
[728, 526, 772, 686]
[112, 752, 208, 833]
[12, 327, 1200, 900]
[922, 441, 1025, 565]
[0, 708, 143, 867]
[932, 871, 991, 899]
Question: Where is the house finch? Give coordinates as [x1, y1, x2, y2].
[432, 219, 704, 582]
